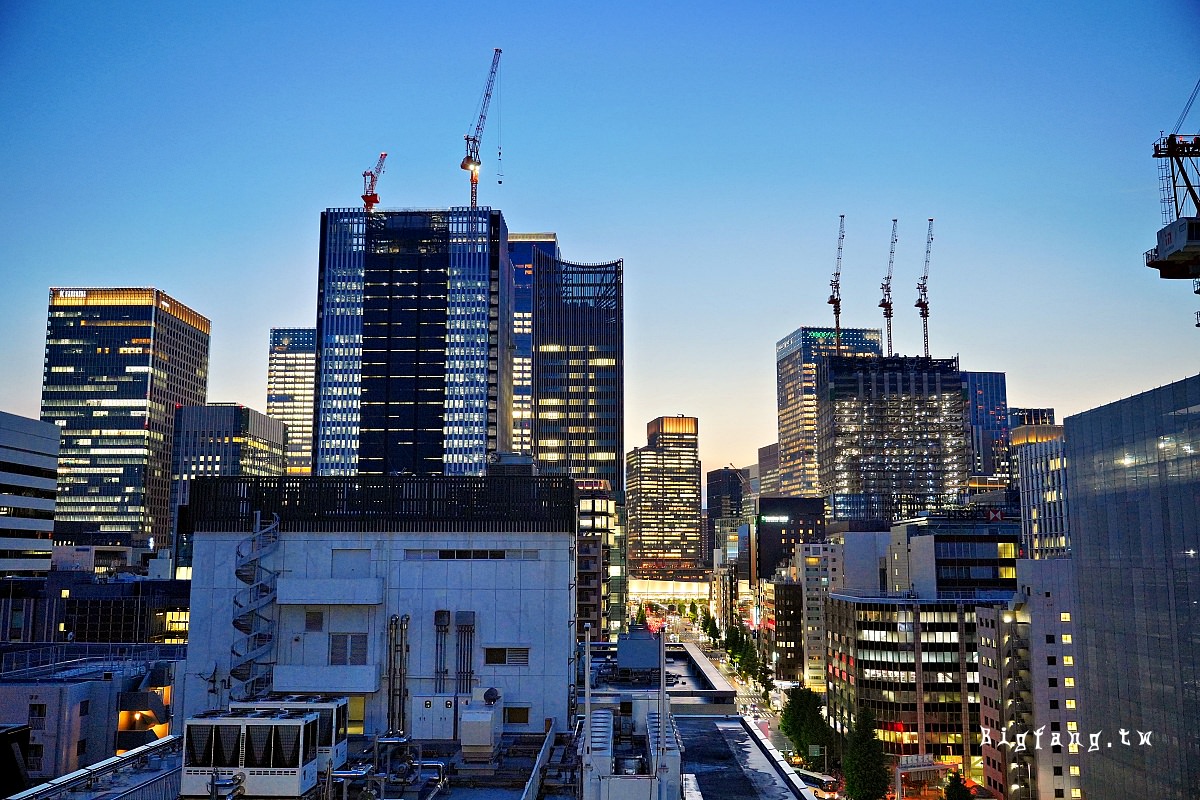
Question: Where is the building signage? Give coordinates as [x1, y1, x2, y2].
[58, 290, 87, 298]
[898, 754, 935, 768]
[760, 515, 789, 523]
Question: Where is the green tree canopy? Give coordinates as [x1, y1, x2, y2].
[942, 772, 972, 800]
[636, 605, 648, 625]
[843, 707, 890, 800]
[779, 688, 835, 765]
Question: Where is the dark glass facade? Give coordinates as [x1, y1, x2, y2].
[706, 467, 746, 569]
[41, 288, 209, 550]
[745, 496, 825, 582]
[1066, 375, 1200, 799]
[508, 234, 560, 455]
[962, 371, 1010, 483]
[316, 208, 513, 477]
[531, 251, 623, 491]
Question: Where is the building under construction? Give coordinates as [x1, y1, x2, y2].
[816, 355, 968, 523]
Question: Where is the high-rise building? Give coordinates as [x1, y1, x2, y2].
[508, 233, 560, 456]
[817, 355, 968, 523]
[313, 208, 513, 477]
[41, 288, 209, 550]
[0, 411, 58, 577]
[763, 540, 842, 690]
[962, 371, 1010, 485]
[706, 467, 747, 569]
[757, 442, 780, 495]
[266, 328, 316, 474]
[1066, 375, 1200, 799]
[740, 496, 825, 584]
[776, 326, 882, 497]
[1007, 407, 1054, 428]
[170, 404, 286, 566]
[531, 249, 624, 491]
[1010, 423, 1069, 558]
[978, 558, 1082, 800]
[625, 416, 701, 577]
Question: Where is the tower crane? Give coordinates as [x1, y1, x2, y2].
[361, 152, 387, 213]
[914, 219, 934, 358]
[879, 219, 898, 357]
[828, 215, 845, 355]
[461, 48, 502, 209]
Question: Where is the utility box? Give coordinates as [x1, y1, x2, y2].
[410, 694, 456, 740]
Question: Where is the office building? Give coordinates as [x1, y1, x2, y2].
[266, 327, 316, 474]
[0, 411, 58, 577]
[625, 416, 701, 578]
[740, 495, 825, 584]
[313, 208, 513, 477]
[764, 540, 842, 689]
[1011, 424, 1069, 559]
[963, 371, 1010, 486]
[508, 233, 560, 455]
[531, 248, 624, 491]
[817, 355, 968, 523]
[1008, 407, 1054, 428]
[170, 403, 286, 566]
[41, 288, 209, 551]
[978, 559, 1081, 800]
[1066, 375, 1200, 800]
[706, 467, 748, 569]
[576, 480, 623, 640]
[887, 512, 1020, 600]
[827, 593, 981, 778]
[776, 326, 882, 496]
[181, 474, 577, 734]
[757, 442, 780, 495]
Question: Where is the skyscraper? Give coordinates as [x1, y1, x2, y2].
[531, 249, 624, 491]
[706, 467, 747, 568]
[962, 371, 1010, 485]
[817, 355, 968, 522]
[0, 411, 58, 577]
[776, 326, 882, 496]
[508, 233, 560, 456]
[625, 416, 701, 577]
[41, 288, 209, 550]
[266, 327, 316, 474]
[170, 403, 287, 566]
[313, 207, 513, 476]
[1066, 375, 1200, 799]
[1011, 423, 1069, 558]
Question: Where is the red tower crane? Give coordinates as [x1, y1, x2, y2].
[362, 152, 387, 213]
[914, 218, 934, 358]
[828, 215, 846, 355]
[461, 48, 502, 208]
[879, 219, 898, 357]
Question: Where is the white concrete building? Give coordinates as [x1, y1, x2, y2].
[181, 475, 578, 738]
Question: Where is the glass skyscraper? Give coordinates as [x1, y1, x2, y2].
[776, 326, 882, 497]
[267, 327, 316, 474]
[962, 370, 1010, 484]
[1065, 375, 1200, 799]
[41, 288, 209, 550]
[531, 250, 624, 491]
[314, 207, 513, 477]
[508, 233, 560, 456]
[625, 416, 701, 577]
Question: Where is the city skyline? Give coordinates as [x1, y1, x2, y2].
[0, 4, 1197, 476]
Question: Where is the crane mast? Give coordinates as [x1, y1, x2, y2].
[915, 218, 934, 358]
[828, 215, 845, 355]
[361, 152, 387, 213]
[461, 48, 502, 209]
[879, 219, 898, 357]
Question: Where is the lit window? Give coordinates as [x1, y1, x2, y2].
[1064, 677, 1075, 687]
[1065, 699, 1076, 709]
[1061, 634, 1072, 644]
[1060, 612, 1071, 622]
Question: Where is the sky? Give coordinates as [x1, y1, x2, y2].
[1, 2, 1197, 476]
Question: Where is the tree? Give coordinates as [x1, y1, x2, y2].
[942, 772, 972, 800]
[757, 662, 775, 702]
[636, 605, 648, 625]
[689, 601, 699, 618]
[779, 688, 835, 766]
[843, 707, 890, 800]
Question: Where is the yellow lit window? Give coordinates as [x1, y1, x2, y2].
[1069, 766, 1080, 776]
[1060, 612, 1071, 622]
[1064, 677, 1075, 687]
[1067, 721, 1077, 731]
[1061, 634, 1072, 644]
[1068, 743, 1079, 754]
[1071, 790, 1081, 798]
[1063, 656, 1074, 666]
[1065, 699, 1076, 709]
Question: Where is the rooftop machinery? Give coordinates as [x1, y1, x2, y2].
[362, 152, 387, 213]
[914, 219, 934, 358]
[828, 215, 845, 355]
[879, 219, 898, 357]
[461, 48, 502, 208]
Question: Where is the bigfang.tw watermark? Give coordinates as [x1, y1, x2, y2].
[981, 726, 1151, 752]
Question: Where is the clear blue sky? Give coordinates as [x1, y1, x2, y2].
[1, 2, 1196, 474]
